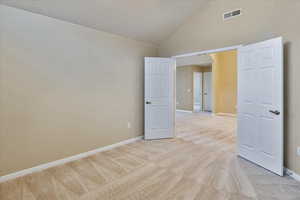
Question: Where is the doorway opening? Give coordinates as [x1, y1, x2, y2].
[176, 59, 213, 113]
[145, 37, 283, 176]
[175, 50, 237, 117]
[193, 71, 213, 113]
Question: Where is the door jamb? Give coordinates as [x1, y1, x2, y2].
[172, 45, 243, 59]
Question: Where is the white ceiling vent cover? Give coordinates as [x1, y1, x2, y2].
[223, 9, 242, 20]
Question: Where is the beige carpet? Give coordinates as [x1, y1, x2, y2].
[1, 112, 300, 200]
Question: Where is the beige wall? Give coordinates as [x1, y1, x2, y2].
[176, 65, 211, 111]
[159, 0, 300, 174]
[211, 50, 237, 114]
[0, 5, 157, 176]
[176, 55, 213, 67]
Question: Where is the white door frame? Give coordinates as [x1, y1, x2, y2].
[173, 45, 242, 58]
[203, 71, 213, 112]
[193, 72, 203, 112]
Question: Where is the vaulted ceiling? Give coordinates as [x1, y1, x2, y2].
[0, 0, 207, 44]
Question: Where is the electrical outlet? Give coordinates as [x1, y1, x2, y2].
[297, 147, 300, 156]
[127, 122, 131, 129]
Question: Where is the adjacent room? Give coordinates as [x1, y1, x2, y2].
[1, 0, 300, 200]
[175, 51, 238, 179]
[176, 50, 237, 116]
[176, 54, 213, 113]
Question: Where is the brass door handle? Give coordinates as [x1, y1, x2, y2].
[269, 110, 280, 115]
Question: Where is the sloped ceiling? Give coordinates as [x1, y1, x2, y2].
[0, 0, 207, 44]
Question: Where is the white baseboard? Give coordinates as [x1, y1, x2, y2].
[216, 112, 237, 117]
[0, 136, 143, 183]
[285, 168, 300, 182]
[176, 109, 193, 113]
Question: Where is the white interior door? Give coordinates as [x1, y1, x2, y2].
[203, 72, 212, 112]
[144, 57, 175, 140]
[193, 72, 203, 112]
[237, 37, 283, 176]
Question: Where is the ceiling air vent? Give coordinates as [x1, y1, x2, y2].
[223, 9, 242, 20]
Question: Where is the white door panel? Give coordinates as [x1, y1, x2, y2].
[193, 72, 203, 112]
[238, 37, 283, 176]
[203, 72, 212, 111]
[145, 57, 175, 140]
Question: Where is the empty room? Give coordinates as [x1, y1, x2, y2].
[175, 51, 237, 168]
[1, 0, 300, 200]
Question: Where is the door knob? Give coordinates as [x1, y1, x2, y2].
[269, 110, 280, 115]
[146, 101, 152, 104]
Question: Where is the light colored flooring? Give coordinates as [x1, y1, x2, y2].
[1, 112, 300, 200]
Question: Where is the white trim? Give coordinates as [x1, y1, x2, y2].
[172, 45, 242, 58]
[193, 72, 203, 112]
[216, 113, 237, 117]
[176, 109, 193, 113]
[0, 136, 143, 183]
[173, 58, 177, 137]
[285, 168, 300, 182]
